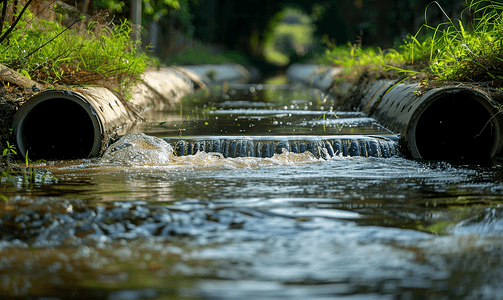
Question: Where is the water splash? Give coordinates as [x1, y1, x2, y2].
[170, 136, 399, 159]
[101, 133, 174, 166]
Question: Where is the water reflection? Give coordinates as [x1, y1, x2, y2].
[3, 83, 503, 299]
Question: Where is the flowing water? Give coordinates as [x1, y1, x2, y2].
[2, 82, 503, 299]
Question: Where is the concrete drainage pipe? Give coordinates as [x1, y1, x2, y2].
[12, 67, 198, 160]
[12, 88, 136, 160]
[363, 81, 503, 161]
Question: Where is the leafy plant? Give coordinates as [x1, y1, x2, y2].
[0, 5, 149, 97]
[2, 141, 16, 157]
[1, 141, 17, 174]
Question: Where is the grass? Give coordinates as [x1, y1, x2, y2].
[319, 0, 503, 84]
[320, 42, 422, 80]
[425, 0, 503, 82]
[1, 141, 56, 189]
[0, 4, 149, 97]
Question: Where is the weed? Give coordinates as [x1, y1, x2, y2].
[322, 41, 418, 80]
[1, 141, 17, 174]
[1, 145, 56, 187]
[319, 1, 503, 83]
[2, 141, 17, 157]
[0, 5, 149, 97]
[422, 0, 503, 82]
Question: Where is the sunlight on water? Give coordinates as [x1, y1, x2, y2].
[4, 83, 503, 299]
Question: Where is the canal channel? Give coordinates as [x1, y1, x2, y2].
[1, 79, 503, 299]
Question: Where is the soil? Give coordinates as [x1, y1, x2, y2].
[0, 86, 36, 172]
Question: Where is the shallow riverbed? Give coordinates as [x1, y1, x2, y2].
[1, 83, 503, 299]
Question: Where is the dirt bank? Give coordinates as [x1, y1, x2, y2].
[0, 87, 36, 156]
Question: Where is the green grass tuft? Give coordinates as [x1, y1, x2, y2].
[0, 6, 149, 97]
[424, 0, 503, 82]
[320, 0, 503, 83]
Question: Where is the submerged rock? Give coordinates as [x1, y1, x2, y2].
[101, 133, 174, 165]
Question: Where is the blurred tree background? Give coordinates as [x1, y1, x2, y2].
[87, 0, 468, 66]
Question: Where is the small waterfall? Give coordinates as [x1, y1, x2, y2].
[167, 136, 399, 159]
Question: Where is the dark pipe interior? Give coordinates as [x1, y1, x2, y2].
[19, 99, 95, 160]
[414, 94, 495, 161]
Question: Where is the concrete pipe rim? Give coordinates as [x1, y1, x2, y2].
[12, 90, 104, 160]
[408, 87, 502, 161]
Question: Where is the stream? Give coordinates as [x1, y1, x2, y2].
[1, 81, 503, 299]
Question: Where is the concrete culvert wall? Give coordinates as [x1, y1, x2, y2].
[363, 81, 503, 161]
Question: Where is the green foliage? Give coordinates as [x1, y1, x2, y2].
[95, 0, 127, 13]
[319, 0, 503, 83]
[0, 148, 56, 187]
[263, 7, 316, 66]
[320, 41, 421, 80]
[144, 0, 180, 20]
[1, 141, 16, 175]
[2, 142, 16, 157]
[95, 0, 193, 29]
[420, 0, 503, 81]
[0, 6, 148, 95]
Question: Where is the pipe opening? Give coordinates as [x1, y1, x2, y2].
[16, 98, 95, 160]
[414, 93, 498, 161]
